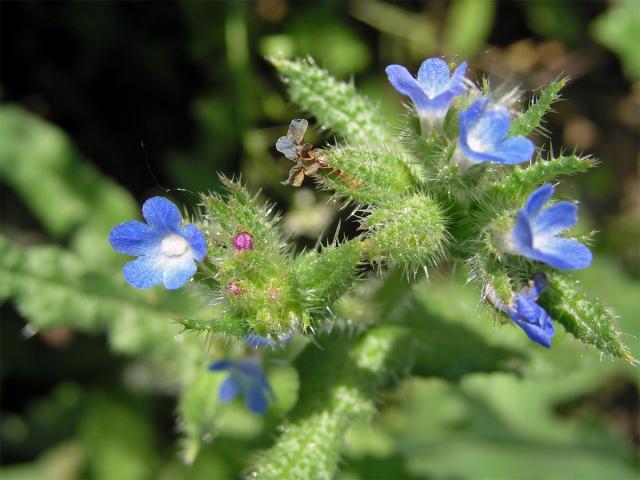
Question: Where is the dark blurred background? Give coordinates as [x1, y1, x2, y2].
[1, 1, 638, 478]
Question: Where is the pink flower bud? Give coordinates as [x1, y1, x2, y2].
[232, 231, 254, 251]
[226, 282, 244, 296]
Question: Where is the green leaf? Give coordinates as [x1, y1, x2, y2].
[509, 80, 565, 137]
[78, 394, 157, 480]
[367, 375, 638, 480]
[523, 0, 582, 44]
[0, 235, 203, 354]
[178, 370, 224, 464]
[320, 147, 417, 206]
[541, 272, 636, 363]
[295, 240, 362, 313]
[0, 105, 138, 245]
[349, 0, 438, 59]
[405, 294, 524, 380]
[364, 194, 448, 275]
[443, 0, 495, 57]
[269, 57, 393, 147]
[591, 0, 640, 80]
[484, 154, 593, 204]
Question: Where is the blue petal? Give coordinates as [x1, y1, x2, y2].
[417, 58, 451, 98]
[459, 96, 490, 134]
[162, 256, 197, 290]
[524, 184, 554, 217]
[424, 91, 459, 118]
[513, 294, 539, 321]
[244, 333, 274, 348]
[109, 221, 160, 256]
[234, 361, 264, 379]
[458, 98, 534, 165]
[142, 197, 183, 233]
[219, 377, 241, 403]
[209, 360, 233, 371]
[449, 62, 468, 96]
[467, 105, 511, 150]
[245, 385, 268, 415]
[181, 224, 207, 262]
[522, 272, 548, 301]
[490, 136, 535, 165]
[532, 202, 577, 237]
[532, 236, 593, 270]
[512, 313, 554, 348]
[512, 211, 534, 252]
[122, 252, 163, 288]
[511, 294, 554, 348]
[386, 64, 430, 114]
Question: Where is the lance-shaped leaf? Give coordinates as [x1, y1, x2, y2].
[270, 57, 393, 147]
[509, 80, 565, 137]
[540, 272, 636, 363]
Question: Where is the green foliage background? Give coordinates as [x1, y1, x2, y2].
[1, 1, 638, 479]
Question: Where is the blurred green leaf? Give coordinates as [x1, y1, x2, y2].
[178, 370, 224, 464]
[0, 106, 138, 247]
[443, 0, 495, 57]
[0, 442, 85, 480]
[591, 0, 640, 80]
[350, 374, 637, 480]
[573, 257, 640, 356]
[0, 235, 206, 356]
[350, 0, 437, 60]
[78, 394, 156, 480]
[523, 0, 583, 44]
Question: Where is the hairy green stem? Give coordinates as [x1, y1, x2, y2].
[250, 325, 411, 480]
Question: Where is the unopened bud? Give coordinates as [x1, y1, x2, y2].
[232, 232, 254, 251]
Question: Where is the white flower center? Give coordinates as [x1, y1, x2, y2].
[467, 133, 488, 153]
[160, 234, 190, 258]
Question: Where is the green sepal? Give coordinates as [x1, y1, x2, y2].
[319, 147, 417, 206]
[269, 56, 393, 147]
[540, 273, 636, 364]
[363, 194, 447, 275]
[509, 80, 565, 137]
[201, 175, 284, 252]
[485, 154, 593, 204]
[177, 314, 247, 337]
[199, 176, 308, 337]
[295, 239, 362, 313]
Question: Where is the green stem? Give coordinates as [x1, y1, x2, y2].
[250, 325, 411, 480]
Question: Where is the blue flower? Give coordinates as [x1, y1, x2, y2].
[487, 273, 555, 348]
[456, 96, 534, 166]
[508, 273, 554, 348]
[385, 57, 467, 125]
[109, 197, 206, 289]
[508, 183, 592, 270]
[208, 360, 274, 415]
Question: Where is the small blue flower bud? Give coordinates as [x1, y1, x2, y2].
[487, 273, 555, 348]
